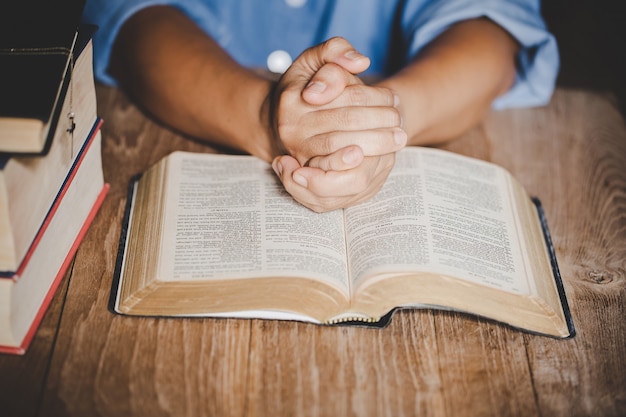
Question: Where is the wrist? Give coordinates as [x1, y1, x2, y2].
[257, 80, 288, 161]
[217, 72, 282, 162]
[377, 76, 436, 145]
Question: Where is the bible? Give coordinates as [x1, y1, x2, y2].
[0, 2, 86, 155]
[113, 147, 574, 338]
[1, 27, 97, 273]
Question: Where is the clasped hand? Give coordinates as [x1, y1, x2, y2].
[270, 37, 406, 213]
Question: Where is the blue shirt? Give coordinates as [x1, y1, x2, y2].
[82, 0, 559, 109]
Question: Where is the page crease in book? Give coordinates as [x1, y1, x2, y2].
[112, 147, 575, 338]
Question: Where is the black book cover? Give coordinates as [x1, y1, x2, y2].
[0, 0, 86, 155]
[531, 197, 576, 338]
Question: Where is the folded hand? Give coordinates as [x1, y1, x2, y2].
[270, 37, 406, 212]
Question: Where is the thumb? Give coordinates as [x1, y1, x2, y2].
[301, 62, 363, 105]
[313, 36, 371, 75]
[291, 37, 370, 79]
[284, 37, 371, 103]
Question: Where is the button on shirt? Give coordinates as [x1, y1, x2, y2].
[82, 0, 559, 109]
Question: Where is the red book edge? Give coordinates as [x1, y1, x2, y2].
[0, 183, 109, 355]
[9, 118, 103, 279]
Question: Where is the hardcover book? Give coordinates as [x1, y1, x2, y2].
[112, 147, 574, 338]
[0, 26, 97, 273]
[0, 1, 86, 154]
[0, 122, 107, 354]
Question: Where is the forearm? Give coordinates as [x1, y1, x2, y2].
[109, 6, 276, 161]
[378, 18, 519, 145]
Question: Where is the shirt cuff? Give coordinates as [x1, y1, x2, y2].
[404, 1, 559, 109]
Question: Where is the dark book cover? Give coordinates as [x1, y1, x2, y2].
[0, 21, 96, 164]
[0, 0, 86, 155]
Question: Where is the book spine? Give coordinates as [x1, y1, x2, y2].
[0, 184, 109, 355]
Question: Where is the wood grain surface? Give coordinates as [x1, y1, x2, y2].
[1, 86, 625, 417]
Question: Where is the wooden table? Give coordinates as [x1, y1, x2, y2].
[1, 86, 625, 417]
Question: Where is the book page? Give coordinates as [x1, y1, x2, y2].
[345, 147, 531, 295]
[157, 153, 350, 293]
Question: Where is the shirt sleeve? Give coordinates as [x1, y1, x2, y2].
[401, 0, 559, 109]
[81, 0, 149, 86]
[81, 0, 222, 86]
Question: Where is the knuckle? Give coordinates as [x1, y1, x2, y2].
[317, 132, 338, 155]
[384, 88, 397, 106]
[345, 86, 369, 106]
[315, 108, 355, 132]
[304, 128, 336, 157]
[306, 156, 328, 171]
[338, 107, 358, 127]
[367, 86, 393, 107]
[275, 94, 304, 142]
[279, 86, 301, 107]
[386, 107, 402, 127]
[276, 117, 296, 144]
[324, 36, 348, 52]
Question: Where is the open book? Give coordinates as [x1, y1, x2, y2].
[113, 147, 574, 338]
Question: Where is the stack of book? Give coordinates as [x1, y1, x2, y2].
[0, 4, 107, 354]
